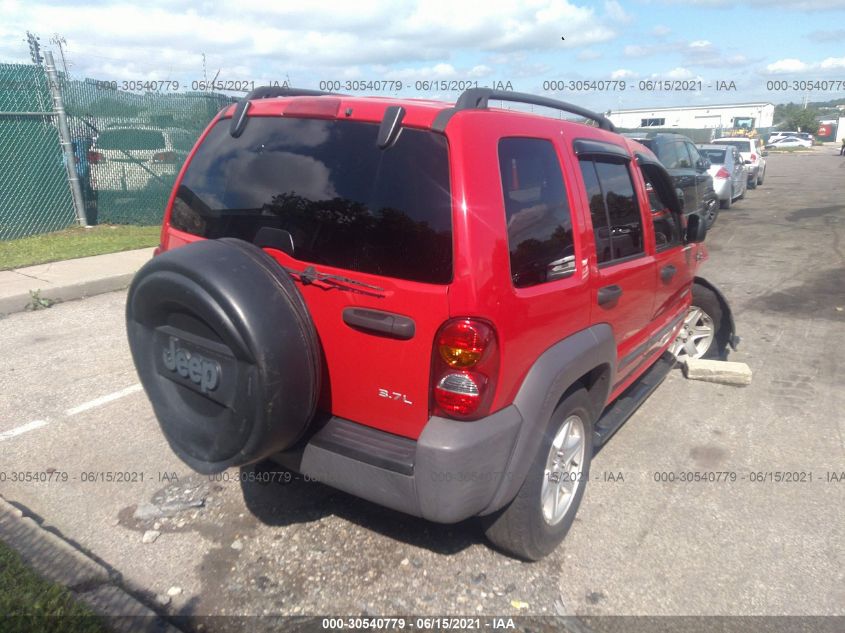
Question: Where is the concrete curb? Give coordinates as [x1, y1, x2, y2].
[0, 247, 154, 316]
[0, 495, 184, 633]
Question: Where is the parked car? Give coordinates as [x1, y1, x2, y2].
[126, 88, 738, 560]
[623, 132, 719, 228]
[765, 136, 813, 149]
[697, 143, 748, 209]
[88, 126, 194, 192]
[767, 131, 812, 144]
[711, 136, 767, 189]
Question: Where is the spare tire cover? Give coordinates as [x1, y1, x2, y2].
[126, 238, 321, 474]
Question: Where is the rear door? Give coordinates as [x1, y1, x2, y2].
[166, 115, 453, 439]
[575, 142, 656, 386]
[634, 158, 692, 338]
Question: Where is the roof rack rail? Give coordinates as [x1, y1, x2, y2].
[431, 88, 616, 133]
[229, 86, 342, 137]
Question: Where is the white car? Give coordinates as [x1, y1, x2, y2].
[711, 137, 767, 189]
[89, 127, 193, 192]
[698, 144, 748, 209]
[765, 136, 813, 149]
[767, 131, 812, 144]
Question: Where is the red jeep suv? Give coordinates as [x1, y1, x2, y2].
[126, 88, 738, 560]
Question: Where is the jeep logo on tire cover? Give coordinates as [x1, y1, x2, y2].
[162, 337, 220, 393]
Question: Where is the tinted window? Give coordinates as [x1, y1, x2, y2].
[172, 117, 453, 284]
[641, 165, 681, 250]
[676, 142, 693, 168]
[686, 143, 702, 166]
[700, 148, 726, 164]
[655, 139, 682, 169]
[96, 129, 166, 150]
[579, 158, 644, 263]
[498, 138, 575, 287]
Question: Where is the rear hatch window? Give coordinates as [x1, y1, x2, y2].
[714, 140, 751, 153]
[171, 117, 453, 284]
[700, 149, 726, 164]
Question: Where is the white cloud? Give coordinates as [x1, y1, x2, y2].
[819, 57, 845, 69]
[689, 40, 711, 48]
[611, 68, 635, 79]
[603, 0, 631, 22]
[652, 25, 671, 36]
[3, 0, 622, 83]
[765, 58, 810, 73]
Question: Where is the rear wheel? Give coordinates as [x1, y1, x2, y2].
[482, 390, 593, 561]
[757, 167, 765, 186]
[747, 172, 757, 189]
[703, 201, 719, 229]
[670, 284, 729, 360]
[719, 187, 732, 210]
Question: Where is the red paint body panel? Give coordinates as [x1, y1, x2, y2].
[158, 94, 703, 441]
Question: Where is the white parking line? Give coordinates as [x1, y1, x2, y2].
[0, 419, 49, 442]
[64, 383, 142, 417]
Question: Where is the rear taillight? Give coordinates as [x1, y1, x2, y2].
[87, 151, 103, 164]
[750, 153, 757, 161]
[432, 318, 499, 420]
[151, 151, 177, 164]
[715, 167, 730, 179]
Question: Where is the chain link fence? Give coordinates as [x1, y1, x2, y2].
[0, 63, 76, 240]
[0, 60, 235, 240]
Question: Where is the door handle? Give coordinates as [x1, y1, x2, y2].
[660, 264, 677, 283]
[343, 308, 415, 340]
[597, 285, 623, 307]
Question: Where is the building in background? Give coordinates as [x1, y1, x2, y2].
[607, 103, 775, 131]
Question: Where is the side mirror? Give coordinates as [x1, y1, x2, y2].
[761, 150, 769, 157]
[685, 213, 707, 244]
[696, 159, 709, 171]
[675, 188, 685, 212]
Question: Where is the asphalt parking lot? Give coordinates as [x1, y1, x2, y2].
[1, 148, 843, 626]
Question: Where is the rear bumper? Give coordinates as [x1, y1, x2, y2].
[712, 179, 731, 200]
[271, 407, 524, 523]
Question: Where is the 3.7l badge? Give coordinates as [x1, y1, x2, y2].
[378, 388, 413, 405]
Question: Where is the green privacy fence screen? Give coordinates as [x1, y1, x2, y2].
[0, 63, 76, 240]
[0, 61, 234, 240]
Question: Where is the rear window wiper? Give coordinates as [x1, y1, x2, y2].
[285, 265, 386, 298]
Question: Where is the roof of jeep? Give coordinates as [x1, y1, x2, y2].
[222, 94, 615, 134]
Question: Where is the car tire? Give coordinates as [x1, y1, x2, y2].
[757, 167, 765, 186]
[481, 389, 593, 561]
[720, 187, 732, 210]
[671, 284, 730, 361]
[704, 202, 719, 229]
[747, 175, 757, 190]
[126, 238, 322, 474]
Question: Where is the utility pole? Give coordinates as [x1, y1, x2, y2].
[51, 34, 70, 77]
[45, 50, 88, 226]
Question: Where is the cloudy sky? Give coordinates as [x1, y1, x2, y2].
[2, 0, 845, 110]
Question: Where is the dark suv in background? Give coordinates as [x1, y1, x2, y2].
[624, 132, 718, 228]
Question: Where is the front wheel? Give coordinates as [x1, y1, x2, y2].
[482, 390, 593, 561]
[670, 284, 729, 360]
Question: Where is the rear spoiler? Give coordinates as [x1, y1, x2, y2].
[229, 87, 342, 138]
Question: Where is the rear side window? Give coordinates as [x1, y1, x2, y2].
[171, 117, 453, 284]
[96, 129, 166, 150]
[578, 158, 644, 264]
[497, 138, 575, 288]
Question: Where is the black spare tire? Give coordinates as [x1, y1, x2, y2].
[126, 238, 321, 474]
